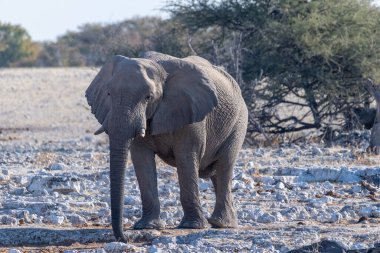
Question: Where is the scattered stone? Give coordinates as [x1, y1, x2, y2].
[276, 192, 289, 203]
[13, 175, 28, 185]
[49, 163, 67, 171]
[8, 249, 22, 253]
[0, 174, 10, 181]
[323, 181, 334, 191]
[199, 181, 210, 191]
[328, 212, 343, 223]
[359, 206, 374, 217]
[27, 175, 81, 194]
[288, 240, 346, 253]
[311, 146, 323, 156]
[124, 196, 138, 205]
[257, 213, 276, 223]
[350, 185, 362, 194]
[103, 242, 140, 252]
[1, 216, 18, 225]
[46, 214, 65, 225]
[276, 182, 285, 190]
[67, 214, 86, 226]
[147, 246, 160, 253]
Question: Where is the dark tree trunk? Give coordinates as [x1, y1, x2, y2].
[366, 80, 380, 154]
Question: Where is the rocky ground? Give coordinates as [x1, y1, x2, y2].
[1, 68, 380, 252]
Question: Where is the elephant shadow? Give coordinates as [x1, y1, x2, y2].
[0, 227, 155, 247]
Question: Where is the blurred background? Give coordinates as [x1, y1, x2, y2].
[1, 0, 380, 147]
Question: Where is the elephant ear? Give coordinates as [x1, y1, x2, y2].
[85, 55, 125, 133]
[151, 62, 218, 135]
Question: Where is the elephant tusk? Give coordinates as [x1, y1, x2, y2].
[140, 128, 146, 137]
[94, 125, 105, 135]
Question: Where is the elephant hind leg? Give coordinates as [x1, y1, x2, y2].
[208, 128, 245, 228]
[207, 158, 238, 228]
[211, 175, 217, 195]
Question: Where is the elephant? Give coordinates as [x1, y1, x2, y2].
[85, 51, 248, 241]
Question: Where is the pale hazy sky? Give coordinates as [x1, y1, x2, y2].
[0, 0, 168, 41]
[0, 0, 380, 42]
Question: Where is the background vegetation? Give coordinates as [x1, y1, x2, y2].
[1, 0, 380, 144]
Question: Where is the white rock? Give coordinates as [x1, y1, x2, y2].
[13, 175, 28, 185]
[147, 245, 160, 253]
[296, 182, 310, 189]
[81, 135, 94, 142]
[311, 146, 323, 156]
[49, 163, 67, 170]
[82, 153, 93, 160]
[329, 212, 343, 223]
[71, 202, 94, 209]
[276, 182, 285, 190]
[104, 242, 124, 252]
[68, 214, 86, 225]
[103, 242, 140, 252]
[351, 242, 367, 250]
[276, 192, 288, 203]
[359, 206, 373, 217]
[258, 176, 275, 185]
[246, 209, 263, 221]
[274, 212, 284, 222]
[310, 196, 332, 208]
[124, 196, 138, 205]
[46, 214, 65, 225]
[1, 216, 18, 225]
[372, 210, 380, 218]
[199, 181, 210, 191]
[257, 213, 276, 223]
[99, 208, 111, 217]
[166, 218, 175, 226]
[350, 185, 362, 194]
[8, 249, 22, 253]
[298, 210, 310, 220]
[173, 210, 183, 219]
[322, 181, 334, 191]
[0, 174, 10, 181]
[27, 175, 81, 195]
[160, 211, 170, 220]
[232, 180, 245, 191]
[153, 236, 176, 245]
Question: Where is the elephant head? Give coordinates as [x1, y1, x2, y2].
[85, 55, 218, 241]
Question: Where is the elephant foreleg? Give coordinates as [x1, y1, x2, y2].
[130, 140, 163, 229]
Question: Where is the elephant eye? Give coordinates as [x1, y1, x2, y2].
[145, 93, 153, 101]
[107, 92, 110, 96]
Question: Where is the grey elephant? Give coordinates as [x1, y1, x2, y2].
[85, 51, 248, 241]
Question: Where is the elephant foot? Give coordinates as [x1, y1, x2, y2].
[208, 211, 238, 228]
[177, 217, 206, 229]
[133, 217, 164, 230]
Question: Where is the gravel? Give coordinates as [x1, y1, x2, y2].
[1, 68, 380, 252]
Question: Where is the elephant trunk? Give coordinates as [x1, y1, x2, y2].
[109, 138, 131, 242]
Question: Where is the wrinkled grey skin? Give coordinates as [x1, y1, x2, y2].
[86, 51, 248, 242]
